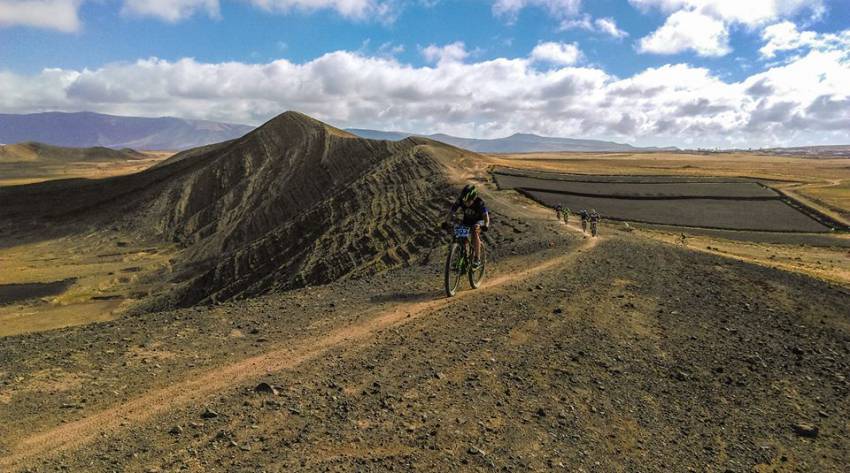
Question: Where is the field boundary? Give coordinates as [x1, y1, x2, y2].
[513, 186, 779, 201]
[492, 166, 799, 184]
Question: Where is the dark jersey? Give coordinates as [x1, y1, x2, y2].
[451, 196, 488, 225]
[579, 210, 589, 220]
[589, 212, 600, 222]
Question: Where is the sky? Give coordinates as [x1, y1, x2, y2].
[0, 0, 848, 148]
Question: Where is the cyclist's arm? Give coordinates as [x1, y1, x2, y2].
[446, 200, 460, 223]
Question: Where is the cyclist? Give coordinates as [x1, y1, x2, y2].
[589, 209, 601, 237]
[579, 209, 589, 233]
[562, 206, 571, 224]
[446, 185, 490, 269]
[554, 203, 563, 221]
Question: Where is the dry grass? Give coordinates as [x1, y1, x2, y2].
[0, 150, 173, 187]
[0, 232, 178, 337]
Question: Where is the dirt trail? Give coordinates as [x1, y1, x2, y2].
[0, 235, 599, 471]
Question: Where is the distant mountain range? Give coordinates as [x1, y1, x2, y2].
[347, 129, 678, 153]
[0, 111, 254, 150]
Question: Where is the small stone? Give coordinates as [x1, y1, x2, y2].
[792, 423, 818, 438]
[169, 425, 183, 435]
[553, 308, 563, 314]
[201, 407, 219, 419]
[254, 382, 279, 395]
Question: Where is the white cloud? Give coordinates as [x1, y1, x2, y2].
[594, 17, 628, 38]
[2, 42, 849, 148]
[629, 0, 821, 26]
[632, 0, 824, 56]
[531, 41, 582, 65]
[638, 9, 730, 56]
[0, 0, 83, 32]
[560, 14, 628, 38]
[421, 41, 468, 64]
[492, 0, 581, 22]
[760, 21, 850, 58]
[122, 0, 220, 22]
[249, 0, 396, 21]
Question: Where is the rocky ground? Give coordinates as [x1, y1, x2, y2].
[2, 203, 849, 471]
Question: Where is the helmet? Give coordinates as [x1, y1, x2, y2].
[460, 184, 477, 201]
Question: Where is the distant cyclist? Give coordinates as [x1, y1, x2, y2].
[562, 207, 571, 224]
[446, 185, 490, 269]
[554, 203, 563, 221]
[589, 209, 601, 237]
[579, 209, 589, 233]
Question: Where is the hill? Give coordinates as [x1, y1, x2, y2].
[0, 142, 146, 163]
[0, 111, 254, 150]
[346, 128, 677, 153]
[0, 111, 473, 307]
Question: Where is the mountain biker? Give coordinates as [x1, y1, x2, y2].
[579, 209, 589, 232]
[589, 209, 601, 237]
[554, 203, 563, 221]
[446, 185, 490, 269]
[563, 206, 571, 224]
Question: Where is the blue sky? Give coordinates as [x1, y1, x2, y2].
[1, 0, 849, 147]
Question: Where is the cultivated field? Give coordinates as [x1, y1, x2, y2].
[485, 151, 850, 226]
[494, 168, 832, 232]
[527, 190, 829, 232]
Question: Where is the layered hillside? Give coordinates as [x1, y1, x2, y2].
[0, 112, 465, 306]
[142, 112, 460, 305]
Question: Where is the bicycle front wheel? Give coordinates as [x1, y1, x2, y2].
[444, 242, 464, 297]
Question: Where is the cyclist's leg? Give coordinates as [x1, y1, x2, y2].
[471, 222, 482, 262]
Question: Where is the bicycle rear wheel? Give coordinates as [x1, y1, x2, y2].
[468, 244, 486, 289]
[444, 242, 464, 297]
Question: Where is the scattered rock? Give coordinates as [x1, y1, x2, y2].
[553, 307, 563, 314]
[254, 382, 279, 395]
[792, 423, 819, 438]
[169, 425, 183, 435]
[201, 407, 219, 419]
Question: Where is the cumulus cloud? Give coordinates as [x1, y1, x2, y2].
[760, 21, 850, 58]
[492, 0, 581, 22]
[248, 0, 397, 21]
[637, 9, 730, 56]
[121, 0, 220, 22]
[632, 0, 824, 56]
[2, 42, 849, 148]
[421, 41, 469, 64]
[560, 14, 628, 38]
[531, 41, 582, 65]
[0, 0, 83, 32]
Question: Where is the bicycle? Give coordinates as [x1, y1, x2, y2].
[591, 220, 598, 237]
[444, 224, 486, 297]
